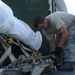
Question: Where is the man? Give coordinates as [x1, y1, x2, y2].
[33, 12, 75, 71]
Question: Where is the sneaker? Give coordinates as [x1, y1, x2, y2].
[56, 62, 74, 71]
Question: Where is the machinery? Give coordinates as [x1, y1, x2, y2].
[0, 34, 55, 75]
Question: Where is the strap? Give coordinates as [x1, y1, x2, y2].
[0, 43, 16, 66]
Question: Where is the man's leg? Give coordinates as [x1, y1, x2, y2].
[57, 23, 75, 71]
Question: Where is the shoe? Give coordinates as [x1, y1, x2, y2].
[56, 61, 74, 71]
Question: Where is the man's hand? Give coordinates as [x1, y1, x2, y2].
[55, 47, 62, 56]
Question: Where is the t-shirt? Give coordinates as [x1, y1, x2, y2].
[42, 12, 75, 41]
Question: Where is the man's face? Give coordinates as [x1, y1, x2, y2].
[38, 19, 48, 30]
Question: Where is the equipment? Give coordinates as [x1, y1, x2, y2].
[0, 34, 55, 75]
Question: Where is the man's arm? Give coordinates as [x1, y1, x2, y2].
[58, 25, 68, 48]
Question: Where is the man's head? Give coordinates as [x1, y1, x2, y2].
[33, 16, 48, 30]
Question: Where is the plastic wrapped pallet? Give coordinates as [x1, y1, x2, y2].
[0, 0, 42, 51]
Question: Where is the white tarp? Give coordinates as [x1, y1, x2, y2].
[0, 0, 42, 51]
